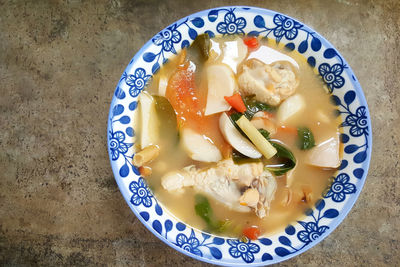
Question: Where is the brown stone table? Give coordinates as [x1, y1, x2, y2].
[1, 0, 399, 265]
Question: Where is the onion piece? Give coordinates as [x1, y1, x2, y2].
[219, 113, 262, 159]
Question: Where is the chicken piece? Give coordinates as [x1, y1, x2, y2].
[217, 158, 263, 187]
[301, 185, 313, 203]
[280, 187, 293, 207]
[161, 160, 250, 212]
[238, 59, 299, 106]
[239, 188, 259, 208]
[161, 159, 277, 217]
[251, 170, 277, 218]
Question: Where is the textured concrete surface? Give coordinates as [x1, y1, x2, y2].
[0, 0, 399, 266]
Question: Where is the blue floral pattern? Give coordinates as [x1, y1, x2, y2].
[333, 90, 369, 163]
[227, 239, 260, 263]
[126, 68, 151, 97]
[342, 106, 368, 137]
[174, 229, 223, 260]
[297, 222, 329, 243]
[176, 230, 203, 256]
[217, 11, 246, 35]
[109, 131, 131, 161]
[107, 7, 371, 266]
[273, 14, 302, 41]
[319, 63, 345, 91]
[325, 173, 356, 202]
[108, 104, 138, 178]
[142, 17, 204, 74]
[273, 200, 339, 257]
[129, 177, 153, 207]
[250, 14, 303, 43]
[153, 24, 182, 53]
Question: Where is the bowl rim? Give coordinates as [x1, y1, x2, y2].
[107, 5, 372, 266]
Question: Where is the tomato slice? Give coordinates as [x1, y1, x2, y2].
[165, 63, 203, 127]
[165, 63, 231, 157]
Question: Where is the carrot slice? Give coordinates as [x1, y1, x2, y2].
[243, 36, 259, 51]
[242, 226, 261, 240]
[224, 93, 247, 113]
[261, 111, 275, 119]
[278, 125, 298, 135]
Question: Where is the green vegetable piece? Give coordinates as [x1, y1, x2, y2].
[215, 220, 233, 233]
[297, 127, 315, 150]
[229, 94, 275, 137]
[229, 112, 248, 136]
[229, 112, 242, 122]
[194, 194, 233, 233]
[194, 194, 213, 224]
[272, 141, 296, 162]
[228, 115, 295, 175]
[258, 128, 270, 140]
[153, 96, 177, 128]
[232, 150, 261, 165]
[243, 95, 276, 120]
[265, 141, 296, 176]
[188, 33, 210, 62]
[153, 96, 179, 144]
[230, 129, 269, 164]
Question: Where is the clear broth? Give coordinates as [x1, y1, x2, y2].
[143, 38, 341, 237]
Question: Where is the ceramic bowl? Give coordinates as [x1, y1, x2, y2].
[107, 6, 372, 265]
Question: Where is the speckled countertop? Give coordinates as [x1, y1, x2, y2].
[0, 0, 399, 266]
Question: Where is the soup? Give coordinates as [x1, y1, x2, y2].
[132, 34, 341, 240]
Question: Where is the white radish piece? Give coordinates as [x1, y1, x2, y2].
[138, 92, 159, 149]
[221, 38, 248, 73]
[158, 75, 168, 97]
[204, 64, 237, 116]
[306, 133, 340, 168]
[219, 113, 262, 159]
[208, 39, 222, 61]
[276, 94, 305, 123]
[208, 37, 248, 73]
[247, 45, 299, 69]
[316, 109, 331, 124]
[181, 127, 222, 163]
